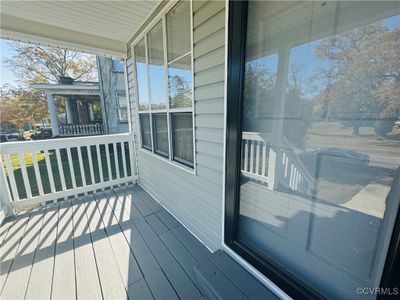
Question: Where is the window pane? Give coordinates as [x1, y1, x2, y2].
[238, 1, 400, 299]
[153, 114, 169, 157]
[140, 114, 152, 150]
[118, 95, 128, 122]
[168, 54, 192, 108]
[112, 59, 124, 72]
[166, 1, 191, 62]
[148, 21, 167, 110]
[134, 38, 149, 111]
[172, 113, 193, 167]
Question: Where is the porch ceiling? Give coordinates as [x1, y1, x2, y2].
[0, 0, 161, 57]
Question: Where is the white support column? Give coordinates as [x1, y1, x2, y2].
[269, 48, 290, 191]
[47, 93, 60, 137]
[88, 103, 95, 122]
[65, 97, 75, 124]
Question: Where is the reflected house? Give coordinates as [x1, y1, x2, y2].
[0, 1, 399, 300]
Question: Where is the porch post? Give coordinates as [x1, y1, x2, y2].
[46, 93, 60, 137]
[88, 103, 95, 121]
[268, 48, 290, 190]
[65, 97, 75, 124]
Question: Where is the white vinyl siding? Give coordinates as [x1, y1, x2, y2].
[127, 0, 225, 251]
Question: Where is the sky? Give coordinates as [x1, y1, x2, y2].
[1, 14, 398, 92]
[0, 39, 17, 88]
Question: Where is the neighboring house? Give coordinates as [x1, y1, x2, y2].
[31, 58, 128, 137]
[1, 1, 399, 300]
[97, 57, 129, 134]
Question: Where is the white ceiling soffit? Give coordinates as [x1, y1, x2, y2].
[0, 0, 161, 57]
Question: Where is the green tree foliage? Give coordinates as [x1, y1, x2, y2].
[5, 41, 97, 85]
[169, 75, 191, 108]
[0, 87, 49, 128]
[313, 21, 400, 136]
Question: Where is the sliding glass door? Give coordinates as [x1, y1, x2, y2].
[225, 1, 400, 299]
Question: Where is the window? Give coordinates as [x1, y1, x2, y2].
[152, 114, 169, 157]
[117, 94, 128, 122]
[139, 114, 152, 150]
[134, 1, 194, 170]
[112, 59, 124, 72]
[225, 1, 400, 299]
[172, 113, 193, 167]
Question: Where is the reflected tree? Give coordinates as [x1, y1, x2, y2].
[169, 75, 191, 108]
[313, 21, 400, 136]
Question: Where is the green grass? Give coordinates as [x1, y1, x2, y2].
[5, 144, 132, 200]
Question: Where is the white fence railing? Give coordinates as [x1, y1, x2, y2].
[279, 142, 313, 194]
[59, 123, 104, 136]
[0, 133, 136, 209]
[241, 132, 313, 194]
[241, 132, 273, 186]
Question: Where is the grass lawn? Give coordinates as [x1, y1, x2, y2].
[3, 144, 132, 200]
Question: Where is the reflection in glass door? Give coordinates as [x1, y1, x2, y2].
[228, 1, 400, 299]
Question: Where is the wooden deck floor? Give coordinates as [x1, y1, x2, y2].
[0, 184, 211, 300]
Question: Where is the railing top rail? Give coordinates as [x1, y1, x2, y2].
[0, 132, 133, 154]
[242, 131, 271, 142]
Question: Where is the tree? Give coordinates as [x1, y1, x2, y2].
[169, 74, 191, 108]
[4, 41, 97, 86]
[312, 22, 400, 136]
[0, 87, 49, 128]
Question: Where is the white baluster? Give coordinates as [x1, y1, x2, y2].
[31, 151, 44, 196]
[18, 152, 32, 199]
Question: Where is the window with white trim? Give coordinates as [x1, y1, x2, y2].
[134, 0, 194, 169]
[117, 93, 128, 122]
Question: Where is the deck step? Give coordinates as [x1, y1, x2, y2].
[193, 250, 279, 300]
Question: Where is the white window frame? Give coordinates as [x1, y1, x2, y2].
[116, 92, 128, 123]
[131, 0, 196, 174]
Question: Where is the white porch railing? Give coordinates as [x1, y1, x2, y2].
[241, 132, 313, 194]
[59, 123, 104, 136]
[241, 132, 273, 186]
[0, 133, 136, 209]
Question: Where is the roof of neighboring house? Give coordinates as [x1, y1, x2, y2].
[31, 81, 101, 96]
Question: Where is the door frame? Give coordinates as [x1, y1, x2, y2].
[223, 0, 400, 299]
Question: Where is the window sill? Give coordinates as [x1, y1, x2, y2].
[139, 148, 196, 175]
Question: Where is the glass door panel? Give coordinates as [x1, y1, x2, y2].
[237, 1, 400, 299]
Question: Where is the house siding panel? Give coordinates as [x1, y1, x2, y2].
[126, 0, 226, 251]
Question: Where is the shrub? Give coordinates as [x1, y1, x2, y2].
[374, 119, 395, 137]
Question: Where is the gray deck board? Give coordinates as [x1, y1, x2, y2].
[1, 209, 44, 299]
[25, 204, 58, 299]
[96, 192, 143, 287]
[156, 210, 180, 230]
[124, 191, 203, 300]
[52, 200, 76, 300]
[127, 278, 154, 300]
[0, 217, 14, 245]
[159, 230, 199, 280]
[194, 258, 249, 300]
[72, 198, 103, 300]
[145, 270, 179, 300]
[210, 251, 279, 300]
[0, 184, 276, 300]
[145, 214, 168, 235]
[171, 225, 212, 260]
[83, 195, 128, 299]
[109, 190, 162, 277]
[0, 212, 31, 292]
